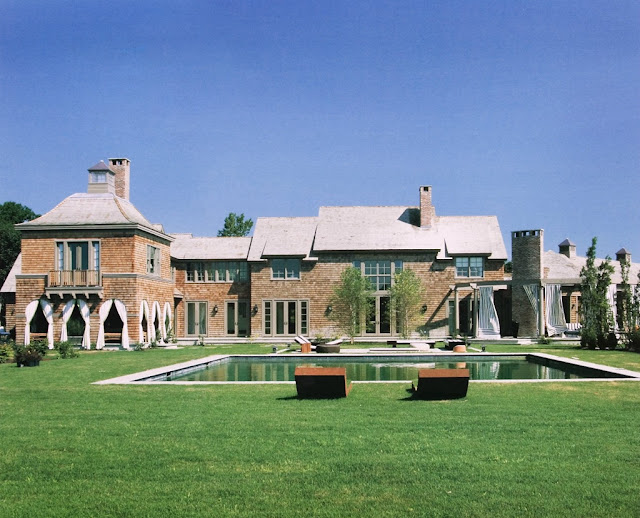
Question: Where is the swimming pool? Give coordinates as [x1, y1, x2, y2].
[95, 353, 640, 385]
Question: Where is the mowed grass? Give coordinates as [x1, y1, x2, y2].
[1, 344, 640, 517]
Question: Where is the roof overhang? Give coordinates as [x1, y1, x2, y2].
[17, 223, 174, 242]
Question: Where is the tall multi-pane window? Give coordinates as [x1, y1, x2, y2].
[271, 259, 300, 280]
[455, 257, 484, 278]
[56, 241, 100, 271]
[353, 260, 402, 291]
[147, 245, 161, 275]
[186, 261, 249, 283]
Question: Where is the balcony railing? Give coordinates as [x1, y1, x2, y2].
[48, 270, 101, 288]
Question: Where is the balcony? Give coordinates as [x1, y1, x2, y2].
[46, 270, 103, 298]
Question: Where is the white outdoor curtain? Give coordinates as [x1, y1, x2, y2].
[113, 299, 129, 349]
[151, 301, 161, 343]
[139, 300, 151, 344]
[477, 287, 501, 338]
[523, 284, 540, 336]
[23, 300, 39, 345]
[545, 284, 566, 337]
[60, 300, 76, 342]
[96, 299, 113, 349]
[607, 284, 617, 331]
[162, 302, 172, 341]
[78, 299, 91, 349]
[39, 299, 55, 349]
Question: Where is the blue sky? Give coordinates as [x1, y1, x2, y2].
[1, 0, 638, 260]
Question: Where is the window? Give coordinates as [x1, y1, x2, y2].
[186, 261, 249, 283]
[353, 260, 402, 291]
[56, 241, 100, 271]
[271, 259, 300, 280]
[90, 172, 106, 183]
[455, 257, 484, 278]
[147, 245, 161, 275]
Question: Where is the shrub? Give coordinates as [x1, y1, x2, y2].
[581, 328, 597, 349]
[605, 332, 618, 350]
[627, 329, 640, 352]
[0, 343, 11, 363]
[54, 341, 79, 359]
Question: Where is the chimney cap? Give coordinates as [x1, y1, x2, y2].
[559, 238, 575, 247]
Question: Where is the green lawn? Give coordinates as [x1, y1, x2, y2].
[1, 343, 639, 517]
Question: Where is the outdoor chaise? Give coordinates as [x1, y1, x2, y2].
[294, 366, 352, 398]
[294, 335, 312, 353]
[411, 368, 470, 400]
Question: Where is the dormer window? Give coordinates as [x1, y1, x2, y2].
[455, 257, 484, 278]
[271, 259, 300, 280]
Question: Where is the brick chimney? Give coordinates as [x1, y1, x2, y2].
[419, 185, 435, 228]
[108, 158, 130, 200]
[558, 239, 576, 259]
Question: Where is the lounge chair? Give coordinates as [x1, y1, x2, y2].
[294, 335, 312, 353]
[295, 366, 352, 398]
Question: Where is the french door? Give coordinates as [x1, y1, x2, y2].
[226, 300, 249, 337]
[365, 296, 392, 335]
[263, 300, 309, 336]
[186, 301, 207, 336]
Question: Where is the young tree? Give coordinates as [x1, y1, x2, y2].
[390, 269, 425, 338]
[579, 237, 615, 349]
[218, 213, 253, 237]
[619, 258, 634, 337]
[0, 202, 39, 289]
[329, 267, 373, 344]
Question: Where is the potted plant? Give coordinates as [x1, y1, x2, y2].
[13, 339, 48, 367]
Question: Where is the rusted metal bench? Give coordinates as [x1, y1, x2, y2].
[294, 366, 352, 398]
[412, 368, 469, 400]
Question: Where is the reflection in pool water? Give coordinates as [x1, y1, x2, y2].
[161, 356, 588, 383]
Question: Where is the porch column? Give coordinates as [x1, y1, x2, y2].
[454, 287, 459, 336]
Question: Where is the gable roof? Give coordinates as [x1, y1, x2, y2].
[313, 206, 507, 259]
[16, 193, 171, 241]
[246, 206, 507, 261]
[171, 235, 251, 260]
[248, 217, 318, 261]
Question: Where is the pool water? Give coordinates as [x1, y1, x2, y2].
[160, 356, 592, 382]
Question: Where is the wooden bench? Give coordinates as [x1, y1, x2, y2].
[413, 368, 470, 400]
[294, 367, 352, 398]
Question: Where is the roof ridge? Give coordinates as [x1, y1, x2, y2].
[112, 196, 135, 224]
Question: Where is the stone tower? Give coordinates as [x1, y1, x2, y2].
[511, 229, 544, 337]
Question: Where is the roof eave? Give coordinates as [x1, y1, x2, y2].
[16, 223, 174, 242]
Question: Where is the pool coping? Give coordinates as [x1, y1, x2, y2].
[93, 352, 640, 385]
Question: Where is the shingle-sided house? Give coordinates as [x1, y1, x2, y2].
[1, 159, 514, 345]
[2, 159, 174, 348]
[511, 230, 640, 337]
